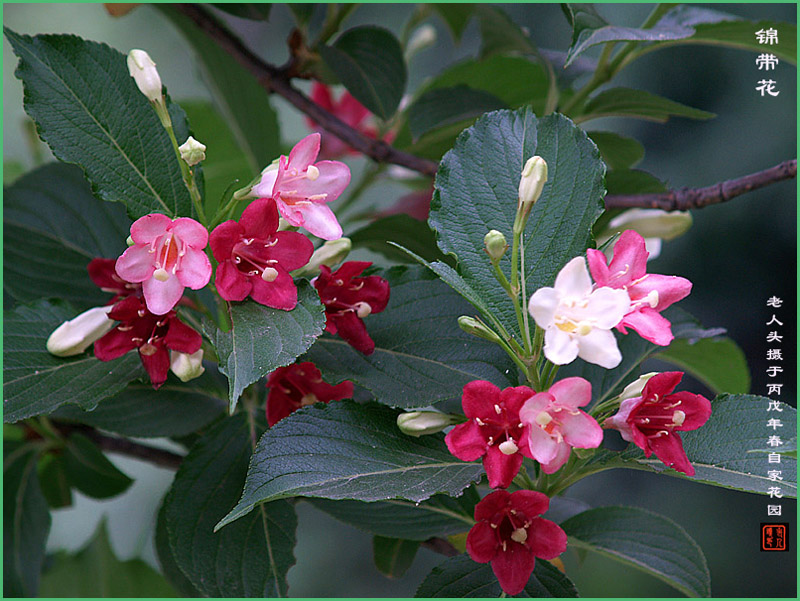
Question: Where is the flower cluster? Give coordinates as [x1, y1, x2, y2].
[265, 361, 354, 426]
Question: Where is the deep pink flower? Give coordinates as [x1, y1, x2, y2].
[519, 378, 603, 474]
[251, 133, 350, 240]
[115, 214, 211, 315]
[88, 258, 142, 304]
[94, 296, 202, 389]
[266, 361, 354, 426]
[445, 381, 536, 489]
[604, 371, 712, 476]
[587, 229, 692, 346]
[467, 490, 567, 596]
[210, 198, 314, 310]
[313, 261, 390, 355]
[306, 83, 375, 158]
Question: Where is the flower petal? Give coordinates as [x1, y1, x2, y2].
[215, 261, 252, 302]
[528, 287, 559, 328]
[93, 327, 137, 361]
[554, 256, 592, 298]
[642, 371, 682, 400]
[289, 160, 351, 203]
[269, 232, 315, 271]
[483, 445, 523, 489]
[209, 221, 244, 262]
[462, 380, 502, 419]
[586, 248, 611, 286]
[240, 198, 280, 237]
[164, 317, 202, 354]
[559, 410, 603, 449]
[669, 391, 712, 431]
[548, 377, 592, 409]
[115, 245, 155, 283]
[140, 347, 170, 389]
[170, 217, 208, 248]
[539, 442, 572, 474]
[142, 275, 184, 315]
[330, 310, 373, 353]
[466, 521, 498, 564]
[176, 248, 212, 289]
[474, 490, 511, 521]
[628, 274, 692, 312]
[288, 133, 321, 170]
[607, 229, 648, 284]
[130, 213, 171, 244]
[586, 287, 631, 328]
[577, 328, 622, 369]
[294, 202, 343, 241]
[445, 421, 487, 462]
[249, 269, 298, 311]
[491, 543, 535, 596]
[543, 327, 579, 366]
[526, 422, 559, 465]
[648, 432, 694, 475]
[526, 517, 568, 560]
[620, 308, 674, 346]
[509, 490, 550, 518]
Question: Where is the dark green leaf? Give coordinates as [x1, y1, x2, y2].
[408, 86, 507, 141]
[211, 3, 272, 21]
[562, 506, 710, 598]
[416, 554, 578, 597]
[349, 215, 450, 265]
[431, 4, 475, 42]
[4, 300, 145, 423]
[163, 413, 297, 597]
[217, 401, 484, 529]
[62, 433, 133, 499]
[588, 131, 645, 170]
[288, 4, 317, 26]
[4, 162, 131, 310]
[305, 266, 518, 409]
[606, 169, 668, 194]
[155, 500, 203, 597]
[580, 87, 715, 123]
[320, 26, 407, 120]
[476, 5, 536, 58]
[3, 444, 51, 597]
[655, 337, 750, 395]
[37, 454, 73, 509]
[374, 536, 420, 579]
[3, 159, 26, 186]
[5, 29, 193, 219]
[429, 108, 606, 337]
[39, 522, 177, 597]
[208, 281, 326, 411]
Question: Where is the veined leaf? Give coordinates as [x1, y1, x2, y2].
[655, 337, 750, 394]
[431, 4, 475, 42]
[349, 215, 450, 265]
[588, 131, 645, 171]
[373, 537, 420, 579]
[62, 433, 133, 499]
[579, 88, 715, 123]
[408, 86, 507, 141]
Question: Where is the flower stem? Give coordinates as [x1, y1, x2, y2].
[165, 124, 207, 225]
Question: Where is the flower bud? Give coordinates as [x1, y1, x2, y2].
[178, 136, 206, 167]
[127, 49, 162, 103]
[397, 411, 459, 437]
[483, 230, 508, 262]
[292, 238, 352, 277]
[616, 372, 658, 402]
[46, 306, 115, 357]
[169, 349, 205, 382]
[126, 235, 135, 247]
[608, 209, 693, 241]
[458, 316, 501, 344]
[518, 156, 548, 207]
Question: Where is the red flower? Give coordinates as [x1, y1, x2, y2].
[306, 82, 383, 158]
[445, 381, 534, 489]
[604, 371, 712, 475]
[467, 490, 567, 596]
[266, 361, 354, 426]
[210, 198, 314, 310]
[313, 261, 390, 355]
[88, 257, 142, 303]
[94, 296, 202, 389]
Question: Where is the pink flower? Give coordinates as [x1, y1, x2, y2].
[306, 83, 375, 158]
[313, 261, 390, 355]
[94, 296, 202, 389]
[587, 230, 692, 346]
[467, 490, 567, 596]
[519, 378, 603, 474]
[266, 361, 354, 426]
[445, 381, 535, 489]
[604, 371, 712, 476]
[115, 214, 211, 315]
[88, 257, 142, 304]
[210, 198, 314, 310]
[251, 133, 350, 240]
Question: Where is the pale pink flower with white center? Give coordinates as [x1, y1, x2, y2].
[519, 377, 603, 474]
[528, 257, 630, 368]
[115, 214, 211, 315]
[251, 133, 350, 240]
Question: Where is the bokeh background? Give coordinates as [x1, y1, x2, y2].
[3, 3, 796, 597]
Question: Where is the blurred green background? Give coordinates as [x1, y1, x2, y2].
[3, 3, 796, 597]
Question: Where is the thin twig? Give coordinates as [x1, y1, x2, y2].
[605, 160, 797, 211]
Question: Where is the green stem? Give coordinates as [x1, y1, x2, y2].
[314, 3, 358, 46]
[560, 42, 616, 115]
[519, 233, 533, 355]
[490, 261, 514, 298]
[165, 125, 207, 225]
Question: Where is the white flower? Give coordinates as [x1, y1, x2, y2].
[528, 257, 630, 368]
[518, 156, 548, 208]
[46, 305, 115, 357]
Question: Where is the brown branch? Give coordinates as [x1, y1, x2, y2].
[605, 160, 797, 211]
[173, 3, 439, 177]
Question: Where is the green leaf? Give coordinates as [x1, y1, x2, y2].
[588, 131, 645, 171]
[3, 444, 51, 597]
[4, 162, 131, 310]
[320, 26, 407, 120]
[374, 536, 420, 579]
[429, 108, 606, 337]
[562, 3, 694, 67]
[217, 401, 484, 529]
[349, 215, 451, 265]
[51, 370, 227, 438]
[158, 6, 281, 174]
[37, 454, 73, 509]
[304, 266, 518, 409]
[211, 3, 272, 21]
[39, 522, 177, 597]
[309, 490, 477, 541]
[655, 337, 750, 395]
[475, 5, 536, 58]
[61, 433, 134, 499]
[209, 281, 325, 411]
[416, 555, 578, 597]
[162, 413, 296, 597]
[408, 86, 507, 141]
[579, 88, 715, 123]
[562, 506, 710, 598]
[155, 500, 203, 598]
[5, 29, 193, 219]
[606, 169, 668, 194]
[3, 300, 145, 423]
[431, 4, 475, 42]
[288, 4, 317, 26]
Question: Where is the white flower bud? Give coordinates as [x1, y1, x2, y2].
[46, 306, 115, 357]
[405, 24, 437, 59]
[169, 349, 205, 383]
[178, 136, 206, 167]
[457, 316, 501, 344]
[616, 372, 658, 402]
[292, 238, 352, 277]
[608, 209, 693, 241]
[397, 411, 458, 437]
[518, 156, 548, 207]
[127, 49, 163, 103]
[483, 230, 508, 262]
[126, 235, 135, 247]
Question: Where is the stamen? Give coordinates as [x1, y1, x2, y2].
[300, 393, 319, 407]
[138, 309, 147, 317]
[262, 267, 279, 282]
[354, 302, 372, 318]
[307, 193, 328, 201]
[535, 411, 553, 427]
[494, 404, 502, 415]
[153, 268, 170, 282]
[306, 165, 320, 180]
[499, 439, 518, 455]
[476, 418, 485, 426]
[672, 410, 686, 426]
[511, 527, 528, 543]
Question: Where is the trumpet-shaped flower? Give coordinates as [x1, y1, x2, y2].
[466, 490, 567, 596]
[115, 214, 211, 315]
[88, 257, 142, 304]
[529, 257, 630, 368]
[251, 133, 350, 240]
[266, 361, 354, 426]
[307, 83, 378, 158]
[519, 377, 603, 474]
[604, 371, 711, 475]
[210, 198, 314, 310]
[587, 230, 692, 346]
